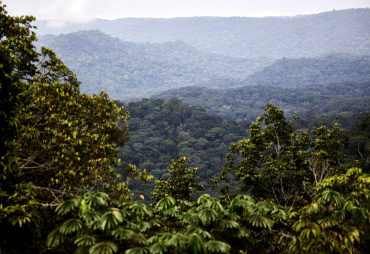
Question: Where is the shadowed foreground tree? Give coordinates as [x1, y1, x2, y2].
[211, 103, 343, 208]
[0, 2, 134, 252]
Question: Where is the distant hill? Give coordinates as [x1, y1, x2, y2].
[151, 82, 370, 121]
[244, 53, 370, 87]
[35, 9, 370, 58]
[36, 30, 271, 100]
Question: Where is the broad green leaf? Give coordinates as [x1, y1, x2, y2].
[203, 240, 230, 254]
[247, 215, 274, 228]
[125, 247, 149, 254]
[187, 233, 204, 254]
[59, 218, 83, 234]
[149, 242, 167, 254]
[46, 228, 66, 248]
[111, 227, 135, 240]
[56, 199, 79, 215]
[198, 208, 218, 226]
[89, 242, 118, 254]
[100, 209, 124, 231]
[75, 235, 97, 247]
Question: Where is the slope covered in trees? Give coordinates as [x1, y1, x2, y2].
[36, 30, 270, 100]
[118, 98, 251, 198]
[152, 82, 370, 121]
[2, 3, 370, 253]
[36, 30, 370, 101]
[35, 8, 370, 58]
[48, 104, 370, 254]
[244, 53, 370, 87]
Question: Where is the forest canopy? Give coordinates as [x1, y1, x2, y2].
[1, 2, 370, 254]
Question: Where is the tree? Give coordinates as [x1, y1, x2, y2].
[212, 103, 307, 208]
[17, 48, 130, 206]
[152, 157, 204, 203]
[212, 103, 343, 208]
[0, 3, 41, 252]
[0, 2, 131, 252]
[47, 191, 153, 254]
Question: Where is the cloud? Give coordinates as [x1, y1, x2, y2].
[38, 0, 95, 23]
[3, 0, 370, 22]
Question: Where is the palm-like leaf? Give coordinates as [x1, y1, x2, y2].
[187, 233, 204, 254]
[88, 219, 102, 231]
[120, 207, 131, 218]
[130, 202, 152, 218]
[317, 217, 339, 228]
[333, 209, 347, 221]
[185, 226, 212, 240]
[218, 219, 239, 229]
[111, 227, 135, 240]
[198, 208, 218, 226]
[81, 210, 101, 222]
[136, 221, 151, 232]
[166, 233, 187, 249]
[125, 247, 149, 254]
[133, 232, 148, 245]
[149, 242, 167, 254]
[253, 202, 272, 215]
[208, 200, 224, 212]
[100, 209, 123, 231]
[197, 194, 211, 205]
[46, 228, 66, 248]
[270, 207, 286, 222]
[203, 240, 230, 254]
[59, 218, 83, 234]
[89, 241, 118, 254]
[162, 207, 179, 217]
[85, 192, 109, 208]
[229, 198, 254, 215]
[345, 197, 360, 207]
[318, 190, 345, 207]
[247, 215, 274, 228]
[155, 196, 176, 211]
[123, 220, 140, 231]
[180, 212, 199, 225]
[158, 232, 174, 242]
[56, 199, 79, 215]
[75, 235, 97, 247]
[351, 207, 368, 223]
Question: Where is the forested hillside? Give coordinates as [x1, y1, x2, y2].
[36, 30, 270, 100]
[2, 3, 370, 254]
[36, 30, 370, 101]
[152, 81, 370, 121]
[244, 53, 370, 87]
[35, 8, 370, 58]
[117, 98, 251, 197]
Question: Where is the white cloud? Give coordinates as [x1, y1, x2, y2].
[3, 0, 370, 22]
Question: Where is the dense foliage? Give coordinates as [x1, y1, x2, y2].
[36, 30, 270, 100]
[1, 3, 370, 254]
[47, 104, 370, 254]
[153, 82, 370, 121]
[244, 53, 370, 87]
[36, 30, 370, 102]
[0, 4, 133, 252]
[118, 98, 251, 199]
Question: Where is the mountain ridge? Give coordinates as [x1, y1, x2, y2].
[34, 8, 370, 58]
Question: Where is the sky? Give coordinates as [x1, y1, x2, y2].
[3, 0, 370, 23]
